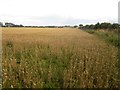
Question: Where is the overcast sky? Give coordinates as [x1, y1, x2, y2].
[0, 0, 119, 26]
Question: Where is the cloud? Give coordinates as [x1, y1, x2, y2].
[0, 14, 117, 26]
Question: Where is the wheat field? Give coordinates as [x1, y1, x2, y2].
[2, 27, 119, 88]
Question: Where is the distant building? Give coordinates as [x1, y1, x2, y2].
[0, 22, 3, 27]
[5, 22, 15, 27]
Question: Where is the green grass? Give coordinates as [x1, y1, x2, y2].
[84, 30, 95, 34]
[85, 30, 120, 48]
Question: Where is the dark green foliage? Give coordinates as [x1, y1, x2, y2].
[100, 23, 112, 29]
[80, 22, 120, 30]
[74, 25, 78, 28]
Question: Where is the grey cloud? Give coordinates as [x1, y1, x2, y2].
[0, 14, 117, 26]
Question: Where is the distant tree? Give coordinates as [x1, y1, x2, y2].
[19, 24, 24, 27]
[65, 25, 71, 27]
[79, 24, 83, 29]
[84, 25, 90, 29]
[111, 23, 119, 29]
[74, 25, 78, 28]
[94, 22, 100, 29]
[89, 24, 95, 29]
[79, 22, 119, 31]
[79, 24, 83, 27]
[100, 22, 111, 29]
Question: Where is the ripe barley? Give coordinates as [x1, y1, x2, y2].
[2, 27, 119, 88]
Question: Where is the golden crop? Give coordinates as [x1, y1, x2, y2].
[2, 27, 119, 88]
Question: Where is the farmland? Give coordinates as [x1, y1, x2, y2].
[2, 28, 119, 88]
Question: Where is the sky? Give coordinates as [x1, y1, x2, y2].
[0, 0, 119, 26]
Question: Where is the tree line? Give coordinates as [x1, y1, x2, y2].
[0, 22, 119, 30]
[79, 22, 120, 30]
